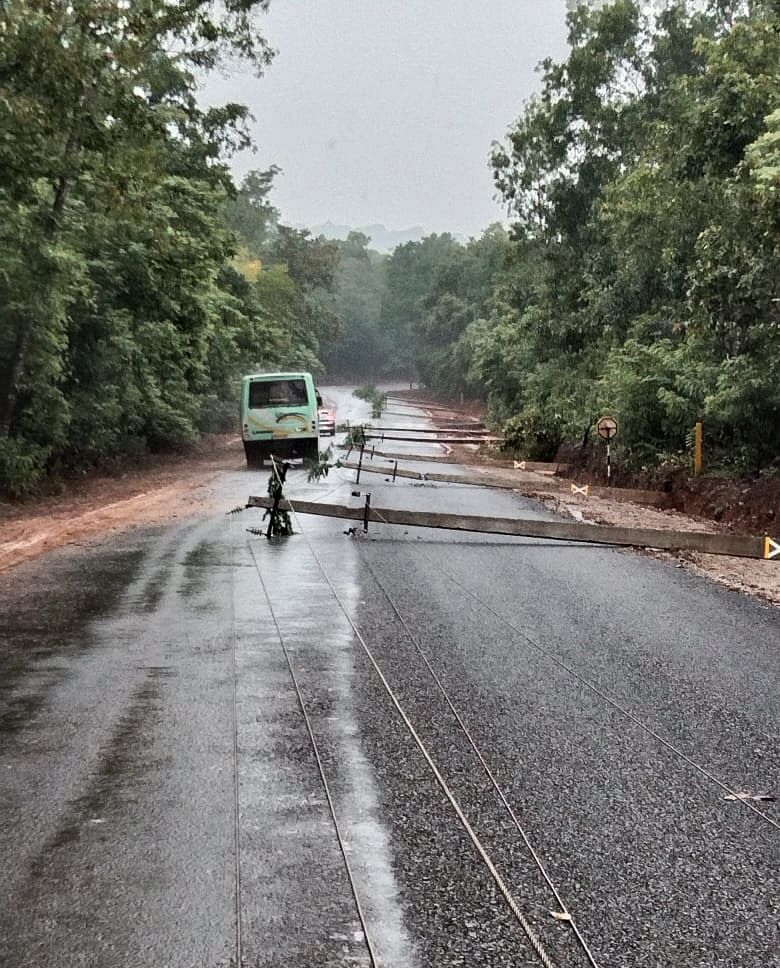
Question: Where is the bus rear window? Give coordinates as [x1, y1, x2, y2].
[249, 379, 309, 408]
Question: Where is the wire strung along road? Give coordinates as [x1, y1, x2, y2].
[248, 538, 381, 967]
[242, 460, 595, 965]
[356, 490, 778, 832]
[237, 451, 779, 967]
[229, 530, 244, 968]
[244, 515, 591, 967]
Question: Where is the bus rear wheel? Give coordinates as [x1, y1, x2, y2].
[301, 438, 319, 462]
[244, 442, 266, 469]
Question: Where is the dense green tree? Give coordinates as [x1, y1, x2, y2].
[478, 0, 780, 470]
[224, 167, 281, 254]
[380, 233, 459, 377]
[263, 226, 341, 369]
[416, 225, 511, 397]
[0, 0, 272, 429]
[224, 170, 343, 375]
[319, 232, 389, 379]
[0, 0, 340, 493]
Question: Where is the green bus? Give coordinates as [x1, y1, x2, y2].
[240, 371, 319, 467]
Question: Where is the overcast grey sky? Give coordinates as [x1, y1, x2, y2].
[202, 1, 571, 238]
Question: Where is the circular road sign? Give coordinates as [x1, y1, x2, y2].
[597, 416, 618, 440]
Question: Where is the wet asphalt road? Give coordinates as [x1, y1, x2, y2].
[1, 388, 778, 968]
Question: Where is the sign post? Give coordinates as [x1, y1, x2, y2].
[694, 421, 703, 476]
[596, 416, 619, 484]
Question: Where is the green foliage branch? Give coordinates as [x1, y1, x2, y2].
[0, 1, 344, 496]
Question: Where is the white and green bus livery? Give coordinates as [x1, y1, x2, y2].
[240, 371, 320, 467]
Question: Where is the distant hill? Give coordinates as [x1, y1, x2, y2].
[308, 221, 426, 253]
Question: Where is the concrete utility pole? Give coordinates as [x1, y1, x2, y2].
[566, 0, 669, 10]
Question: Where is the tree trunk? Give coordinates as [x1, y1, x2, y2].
[0, 321, 30, 438]
[0, 82, 88, 439]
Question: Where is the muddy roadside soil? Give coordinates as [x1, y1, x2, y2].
[0, 423, 778, 606]
[0, 435, 242, 574]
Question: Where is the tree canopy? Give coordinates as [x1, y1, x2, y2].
[484, 0, 780, 469]
[2, 0, 777, 492]
[346, 0, 779, 473]
[0, 1, 339, 493]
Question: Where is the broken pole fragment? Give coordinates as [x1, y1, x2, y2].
[363, 425, 489, 435]
[264, 459, 292, 538]
[245, 496, 774, 561]
[361, 433, 503, 444]
[336, 445, 457, 464]
[338, 460, 670, 506]
[356, 442, 365, 484]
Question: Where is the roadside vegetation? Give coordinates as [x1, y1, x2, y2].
[1, 1, 777, 496]
[346, 2, 779, 477]
[352, 384, 387, 418]
[0, 0, 339, 495]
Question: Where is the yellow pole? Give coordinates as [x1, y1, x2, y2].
[694, 421, 703, 476]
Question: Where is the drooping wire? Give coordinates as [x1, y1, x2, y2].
[358, 552, 602, 968]
[281, 506, 558, 968]
[247, 540, 379, 968]
[437, 560, 780, 834]
[227, 515, 244, 966]
[353, 493, 780, 834]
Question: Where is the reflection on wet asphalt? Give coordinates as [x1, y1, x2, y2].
[1, 521, 240, 968]
[235, 531, 416, 968]
[1, 387, 778, 967]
